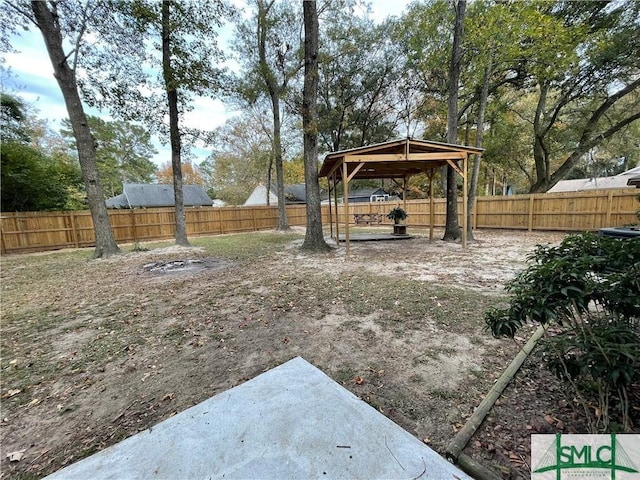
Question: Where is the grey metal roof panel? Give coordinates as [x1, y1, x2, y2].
[284, 184, 307, 202]
[106, 184, 213, 208]
[105, 193, 129, 208]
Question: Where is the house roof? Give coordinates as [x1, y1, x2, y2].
[284, 184, 307, 203]
[244, 183, 311, 206]
[319, 138, 483, 180]
[548, 167, 640, 193]
[348, 188, 386, 198]
[106, 184, 213, 208]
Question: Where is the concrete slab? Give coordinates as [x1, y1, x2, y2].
[46, 357, 470, 480]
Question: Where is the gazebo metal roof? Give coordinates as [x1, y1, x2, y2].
[319, 138, 484, 253]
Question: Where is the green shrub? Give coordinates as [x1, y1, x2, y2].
[485, 232, 639, 432]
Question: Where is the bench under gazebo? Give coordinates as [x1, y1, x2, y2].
[318, 138, 484, 255]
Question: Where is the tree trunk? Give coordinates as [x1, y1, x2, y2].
[532, 82, 550, 190]
[301, 0, 330, 252]
[270, 94, 289, 230]
[266, 156, 273, 205]
[443, 0, 466, 241]
[162, 0, 189, 246]
[466, 61, 492, 241]
[31, 1, 120, 258]
[257, 0, 288, 230]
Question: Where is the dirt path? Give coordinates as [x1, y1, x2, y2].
[1, 229, 573, 479]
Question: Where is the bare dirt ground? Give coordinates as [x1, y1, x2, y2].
[1, 228, 590, 479]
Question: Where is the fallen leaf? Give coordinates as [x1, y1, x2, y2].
[544, 414, 555, 425]
[7, 389, 21, 397]
[27, 398, 40, 407]
[556, 420, 565, 430]
[162, 393, 174, 401]
[7, 449, 26, 462]
[353, 376, 365, 385]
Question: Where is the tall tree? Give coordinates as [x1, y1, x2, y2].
[161, 0, 188, 245]
[317, 6, 399, 152]
[301, 0, 330, 252]
[59, 0, 230, 244]
[524, 1, 640, 192]
[234, 0, 303, 230]
[2, 1, 121, 257]
[443, 0, 466, 241]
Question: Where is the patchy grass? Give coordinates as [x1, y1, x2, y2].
[191, 231, 303, 260]
[1, 229, 574, 479]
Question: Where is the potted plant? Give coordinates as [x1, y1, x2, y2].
[386, 207, 408, 224]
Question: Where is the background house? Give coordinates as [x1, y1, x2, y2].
[243, 184, 308, 206]
[105, 183, 213, 208]
[548, 166, 640, 193]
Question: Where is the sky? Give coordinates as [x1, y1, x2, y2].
[2, 0, 413, 167]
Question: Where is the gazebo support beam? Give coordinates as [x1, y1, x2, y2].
[333, 173, 340, 246]
[428, 169, 435, 241]
[342, 162, 350, 257]
[327, 176, 334, 240]
[462, 155, 468, 249]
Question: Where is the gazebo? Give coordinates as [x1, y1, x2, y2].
[318, 138, 484, 254]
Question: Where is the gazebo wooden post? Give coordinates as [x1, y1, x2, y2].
[429, 169, 435, 241]
[327, 176, 334, 239]
[333, 173, 340, 246]
[342, 162, 350, 257]
[462, 154, 468, 249]
[403, 177, 408, 212]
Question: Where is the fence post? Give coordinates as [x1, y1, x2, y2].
[0, 225, 6, 254]
[17, 214, 27, 249]
[472, 197, 478, 230]
[70, 212, 79, 248]
[130, 209, 138, 243]
[528, 195, 535, 232]
[219, 209, 224, 234]
[605, 190, 613, 226]
[252, 207, 257, 232]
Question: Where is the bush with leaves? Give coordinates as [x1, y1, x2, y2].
[485, 232, 639, 432]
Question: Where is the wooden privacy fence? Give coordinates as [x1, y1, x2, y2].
[1, 189, 637, 254]
[340, 188, 638, 232]
[0, 205, 307, 254]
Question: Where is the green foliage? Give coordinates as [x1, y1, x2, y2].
[1, 93, 29, 143]
[61, 116, 157, 197]
[485, 232, 640, 431]
[1, 94, 83, 211]
[386, 207, 408, 223]
[1, 141, 82, 211]
[316, 4, 399, 151]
